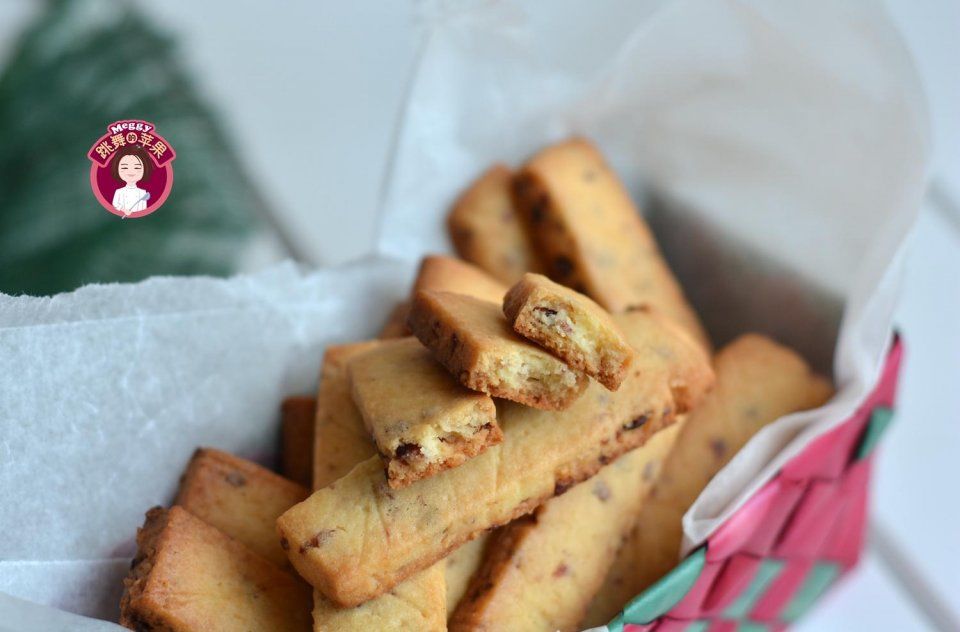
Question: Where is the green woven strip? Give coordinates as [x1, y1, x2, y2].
[684, 621, 710, 632]
[623, 547, 707, 624]
[606, 612, 625, 632]
[723, 558, 785, 619]
[855, 407, 894, 460]
[738, 621, 770, 632]
[782, 562, 841, 622]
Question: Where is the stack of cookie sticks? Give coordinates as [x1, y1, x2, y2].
[118, 138, 833, 632]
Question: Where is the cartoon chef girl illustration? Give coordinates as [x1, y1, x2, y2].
[110, 145, 153, 215]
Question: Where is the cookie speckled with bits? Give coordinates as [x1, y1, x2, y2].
[348, 337, 502, 489]
[120, 506, 312, 632]
[447, 164, 543, 285]
[512, 137, 710, 351]
[450, 420, 684, 632]
[504, 272, 636, 390]
[583, 334, 833, 626]
[175, 448, 308, 568]
[408, 290, 589, 410]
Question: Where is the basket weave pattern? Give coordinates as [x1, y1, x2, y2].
[607, 338, 903, 632]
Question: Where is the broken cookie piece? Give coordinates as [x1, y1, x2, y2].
[407, 290, 589, 410]
[504, 272, 636, 391]
[348, 338, 502, 488]
[120, 506, 312, 632]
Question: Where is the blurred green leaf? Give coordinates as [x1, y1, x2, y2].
[0, 0, 264, 296]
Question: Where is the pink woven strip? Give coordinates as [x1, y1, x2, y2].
[775, 479, 848, 558]
[781, 413, 869, 482]
[740, 478, 805, 557]
[669, 561, 724, 618]
[707, 480, 781, 562]
[821, 458, 872, 567]
[702, 554, 763, 614]
[750, 559, 814, 621]
[648, 618, 690, 632]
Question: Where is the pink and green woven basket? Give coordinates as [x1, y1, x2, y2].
[604, 337, 903, 632]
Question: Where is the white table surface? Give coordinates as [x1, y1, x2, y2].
[1, 1, 958, 629]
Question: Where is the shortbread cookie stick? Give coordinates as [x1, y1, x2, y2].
[504, 272, 636, 390]
[447, 164, 542, 284]
[445, 533, 492, 616]
[120, 506, 312, 632]
[311, 341, 447, 630]
[583, 334, 833, 626]
[175, 448, 308, 568]
[513, 138, 710, 350]
[413, 254, 509, 304]
[277, 310, 714, 606]
[281, 396, 317, 488]
[450, 420, 683, 632]
[349, 338, 502, 488]
[312, 342, 381, 489]
[408, 290, 589, 410]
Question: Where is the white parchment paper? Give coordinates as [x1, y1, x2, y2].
[0, 261, 413, 629]
[0, 0, 929, 630]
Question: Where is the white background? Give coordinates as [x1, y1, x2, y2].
[0, 1, 957, 629]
